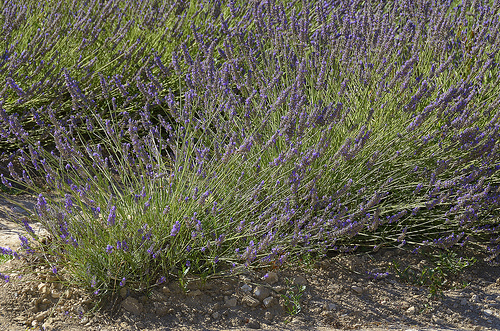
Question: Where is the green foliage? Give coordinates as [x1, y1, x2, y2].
[281, 277, 306, 317]
[389, 250, 477, 299]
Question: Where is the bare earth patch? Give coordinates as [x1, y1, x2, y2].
[0, 193, 499, 331]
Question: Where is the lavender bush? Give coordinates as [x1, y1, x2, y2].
[0, 0, 499, 301]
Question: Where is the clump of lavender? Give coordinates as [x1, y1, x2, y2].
[0, 0, 499, 301]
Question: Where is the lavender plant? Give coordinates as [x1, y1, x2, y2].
[0, 0, 499, 305]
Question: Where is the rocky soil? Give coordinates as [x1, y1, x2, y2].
[0, 193, 499, 331]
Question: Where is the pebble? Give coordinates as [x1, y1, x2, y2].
[264, 272, 278, 284]
[351, 285, 363, 294]
[37, 283, 49, 295]
[253, 285, 270, 301]
[262, 296, 274, 308]
[241, 284, 252, 292]
[119, 287, 128, 298]
[483, 309, 495, 317]
[406, 306, 416, 315]
[225, 297, 238, 307]
[187, 289, 202, 296]
[154, 302, 170, 316]
[211, 311, 220, 319]
[246, 318, 261, 329]
[461, 298, 468, 305]
[242, 295, 260, 308]
[293, 275, 307, 286]
[325, 303, 337, 311]
[121, 297, 143, 315]
[264, 311, 273, 321]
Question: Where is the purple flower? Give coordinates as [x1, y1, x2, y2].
[0, 273, 10, 283]
[107, 206, 116, 226]
[170, 221, 181, 237]
[106, 245, 114, 254]
[120, 277, 126, 287]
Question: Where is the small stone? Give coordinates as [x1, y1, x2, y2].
[460, 298, 468, 305]
[264, 311, 273, 321]
[241, 284, 252, 292]
[211, 312, 220, 319]
[253, 285, 271, 301]
[351, 285, 363, 294]
[242, 295, 260, 308]
[264, 272, 278, 284]
[483, 309, 495, 316]
[496, 277, 500, 286]
[31, 320, 38, 328]
[273, 285, 285, 293]
[37, 283, 49, 295]
[120, 287, 128, 298]
[406, 306, 416, 315]
[246, 318, 261, 329]
[293, 275, 307, 286]
[161, 286, 171, 294]
[63, 289, 72, 299]
[325, 303, 337, 311]
[51, 290, 60, 299]
[263, 296, 274, 308]
[35, 311, 49, 322]
[188, 289, 202, 297]
[42, 319, 53, 331]
[154, 302, 170, 317]
[80, 316, 89, 324]
[121, 297, 143, 315]
[225, 297, 238, 307]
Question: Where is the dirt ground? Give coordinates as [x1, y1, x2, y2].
[0, 193, 499, 331]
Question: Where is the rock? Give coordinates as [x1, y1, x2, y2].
[253, 285, 271, 301]
[211, 312, 220, 319]
[293, 275, 307, 287]
[51, 290, 60, 299]
[264, 311, 273, 321]
[154, 302, 171, 317]
[121, 297, 143, 315]
[496, 277, 500, 286]
[351, 285, 363, 294]
[37, 283, 49, 295]
[187, 289, 202, 296]
[483, 309, 495, 317]
[161, 286, 171, 294]
[460, 298, 468, 305]
[35, 311, 49, 322]
[263, 296, 274, 308]
[325, 303, 337, 311]
[242, 295, 260, 308]
[273, 285, 285, 293]
[246, 318, 261, 329]
[120, 287, 128, 298]
[225, 296, 238, 307]
[241, 284, 252, 292]
[264, 272, 279, 284]
[42, 319, 54, 331]
[406, 306, 416, 315]
[63, 289, 72, 299]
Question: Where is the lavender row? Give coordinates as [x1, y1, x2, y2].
[0, 0, 498, 294]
